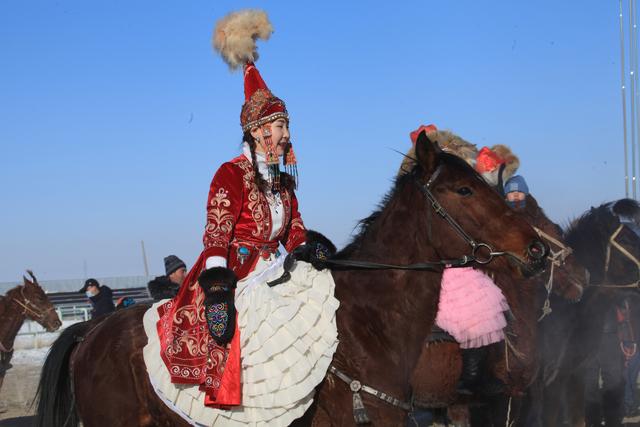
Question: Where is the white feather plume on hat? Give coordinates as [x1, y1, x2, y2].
[212, 9, 273, 70]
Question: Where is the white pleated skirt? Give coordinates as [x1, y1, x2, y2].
[142, 257, 340, 427]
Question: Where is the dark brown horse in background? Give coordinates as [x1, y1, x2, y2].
[528, 199, 640, 427]
[409, 194, 587, 426]
[35, 133, 548, 426]
[0, 271, 62, 393]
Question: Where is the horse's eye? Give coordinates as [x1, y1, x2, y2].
[457, 187, 472, 196]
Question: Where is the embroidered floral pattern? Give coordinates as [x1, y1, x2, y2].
[204, 187, 234, 249]
[205, 302, 229, 338]
[237, 158, 270, 239]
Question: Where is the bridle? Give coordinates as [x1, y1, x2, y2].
[586, 224, 640, 289]
[602, 224, 640, 287]
[10, 286, 56, 322]
[0, 286, 55, 353]
[533, 226, 577, 321]
[325, 165, 514, 272]
[324, 164, 534, 424]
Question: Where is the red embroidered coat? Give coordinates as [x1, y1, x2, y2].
[157, 154, 306, 406]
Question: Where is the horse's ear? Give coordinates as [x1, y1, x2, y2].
[27, 270, 38, 285]
[415, 130, 441, 175]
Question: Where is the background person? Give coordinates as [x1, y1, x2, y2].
[79, 278, 115, 319]
[147, 255, 186, 301]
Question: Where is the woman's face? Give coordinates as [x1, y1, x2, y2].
[251, 118, 290, 156]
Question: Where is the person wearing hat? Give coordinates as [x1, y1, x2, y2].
[146, 10, 339, 421]
[146, 255, 186, 301]
[504, 175, 530, 210]
[79, 278, 115, 319]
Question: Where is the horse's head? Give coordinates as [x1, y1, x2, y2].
[413, 131, 548, 277]
[566, 199, 640, 287]
[521, 195, 586, 302]
[14, 271, 62, 332]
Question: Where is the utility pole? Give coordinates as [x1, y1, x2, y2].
[141, 240, 150, 276]
[621, 0, 630, 197]
[619, 0, 640, 199]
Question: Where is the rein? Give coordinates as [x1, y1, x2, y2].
[533, 226, 575, 321]
[323, 165, 520, 424]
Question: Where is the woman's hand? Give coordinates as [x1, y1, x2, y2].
[287, 230, 337, 271]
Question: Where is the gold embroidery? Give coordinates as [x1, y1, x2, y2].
[204, 187, 234, 248]
[236, 158, 269, 239]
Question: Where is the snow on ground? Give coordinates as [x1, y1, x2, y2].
[9, 348, 50, 366]
[0, 321, 81, 420]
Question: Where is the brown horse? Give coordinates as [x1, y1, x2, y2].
[529, 199, 640, 427]
[35, 133, 548, 427]
[408, 194, 587, 426]
[0, 271, 62, 392]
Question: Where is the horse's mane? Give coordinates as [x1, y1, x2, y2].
[335, 168, 417, 259]
[612, 198, 640, 225]
[564, 201, 628, 254]
[564, 200, 640, 237]
[336, 151, 476, 259]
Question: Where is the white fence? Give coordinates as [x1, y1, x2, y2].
[15, 306, 91, 350]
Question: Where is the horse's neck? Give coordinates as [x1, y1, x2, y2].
[331, 191, 441, 397]
[0, 295, 26, 351]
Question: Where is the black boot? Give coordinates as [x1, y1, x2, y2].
[456, 347, 487, 395]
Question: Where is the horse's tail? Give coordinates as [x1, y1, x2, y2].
[34, 320, 92, 427]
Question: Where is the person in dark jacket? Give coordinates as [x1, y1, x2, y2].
[79, 278, 115, 319]
[147, 255, 187, 301]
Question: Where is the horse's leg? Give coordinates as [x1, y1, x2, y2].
[410, 341, 461, 407]
[0, 374, 5, 412]
[566, 371, 586, 427]
[540, 375, 566, 427]
[599, 335, 625, 427]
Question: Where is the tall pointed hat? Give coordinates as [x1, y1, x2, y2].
[212, 10, 296, 177]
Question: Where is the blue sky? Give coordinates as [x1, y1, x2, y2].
[0, 1, 629, 281]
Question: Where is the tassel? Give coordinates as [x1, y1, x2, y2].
[269, 164, 280, 193]
[352, 391, 371, 424]
[284, 142, 298, 189]
[262, 130, 281, 192]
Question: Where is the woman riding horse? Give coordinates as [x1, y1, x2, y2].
[143, 9, 339, 425]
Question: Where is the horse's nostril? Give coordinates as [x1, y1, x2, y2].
[527, 240, 548, 260]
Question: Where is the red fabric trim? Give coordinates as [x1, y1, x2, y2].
[202, 245, 227, 260]
[410, 124, 438, 146]
[476, 147, 505, 173]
